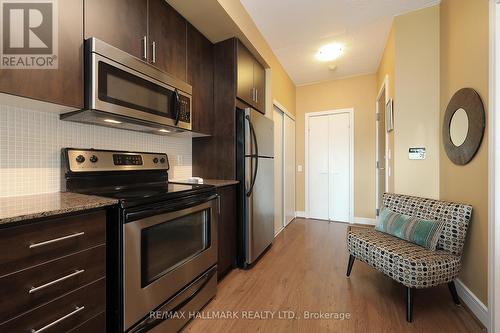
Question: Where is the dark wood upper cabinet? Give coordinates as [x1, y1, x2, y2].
[84, 0, 148, 60]
[149, 0, 187, 81]
[192, 38, 267, 179]
[187, 24, 214, 135]
[236, 43, 255, 108]
[253, 60, 266, 113]
[0, 0, 83, 108]
[236, 40, 266, 114]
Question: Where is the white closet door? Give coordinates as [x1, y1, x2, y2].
[284, 114, 296, 225]
[273, 108, 284, 235]
[308, 115, 330, 220]
[329, 113, 350, 222]
[308, 111, 351, 222]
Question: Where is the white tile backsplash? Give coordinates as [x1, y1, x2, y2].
[0, 104, 192, 197]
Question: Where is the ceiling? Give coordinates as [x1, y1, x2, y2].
[240, 0, 440, 85]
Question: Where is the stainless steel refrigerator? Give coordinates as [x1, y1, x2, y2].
[236, 107, 275, 268]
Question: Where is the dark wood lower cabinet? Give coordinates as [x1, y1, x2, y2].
[68, 312, 106, 333]
[217, 185, 237, 280]
[0, 278, 106, 332]
[0, 245, 105, 321]
[0, 209, 107, 331]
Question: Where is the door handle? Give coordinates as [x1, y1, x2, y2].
[245, 115, 259, 197]
[217, 195, 221, 214]
[29, 232, 85, 249]
[31, 306, 85, 333]
[142, 36, 147, 60]
[173, 88, 180, 125]
[29, 270, 85, 294]
[151, 41, 157, 64]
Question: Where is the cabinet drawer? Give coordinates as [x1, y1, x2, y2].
[68, 312, 106, 333]
[0, 278, 106, 333]
[0, 245, 105, 321]
[0, 210, 106, 276]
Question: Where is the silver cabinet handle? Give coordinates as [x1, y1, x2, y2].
[29, 232, 85, 249]
[142, 36, 147, 60]
[217, 195, 221, 214]
[255, 88, 258, 103]
[152, 41, 157, 64]
[29, 269, 85, 294]
[31, 306, 85, 333]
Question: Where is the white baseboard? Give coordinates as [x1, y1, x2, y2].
[296, 211, 306, 218]
[351, 217, 377, 225]
[455, 278, 488, 328]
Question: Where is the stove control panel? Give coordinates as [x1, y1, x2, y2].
[65, 149, 169, 172]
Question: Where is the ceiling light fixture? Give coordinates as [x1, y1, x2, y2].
[104, 119, 122, 124]
[315, 43, 343, 62]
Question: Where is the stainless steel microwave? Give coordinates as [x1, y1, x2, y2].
[61, 38, 193, 135]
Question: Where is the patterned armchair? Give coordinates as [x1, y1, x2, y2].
[346, 193, 473, 322]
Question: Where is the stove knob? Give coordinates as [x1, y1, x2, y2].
[90, 155, 98, 163]
[75, 155, 85, 163]
[160, 158, 166, 164]
[153, 158, 159, 164]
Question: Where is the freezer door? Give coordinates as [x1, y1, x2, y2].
[246, 156, 274, 264]
[245, 109, 274, 158]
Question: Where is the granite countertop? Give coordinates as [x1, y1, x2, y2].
[0, 192, 118, 226]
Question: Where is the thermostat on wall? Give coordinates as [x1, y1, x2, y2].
[409, 147, 426, 160]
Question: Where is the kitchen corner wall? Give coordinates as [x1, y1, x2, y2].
[0, 105, 192, 197]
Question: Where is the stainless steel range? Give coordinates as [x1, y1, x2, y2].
[62, 148, 218, 332]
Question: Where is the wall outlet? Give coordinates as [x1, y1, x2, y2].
[177, 155, 183, 166]
[297, 165, 303, 172]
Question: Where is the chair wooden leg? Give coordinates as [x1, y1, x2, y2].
[448, 281, 460, 305]
[346, 254, 355, 277]
[406, 287, 414, 323]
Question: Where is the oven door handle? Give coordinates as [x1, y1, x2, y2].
[125, 194, 218, 222]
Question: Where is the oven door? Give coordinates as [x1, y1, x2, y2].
[123, 198, 217, 330]
[88, 51, 192, 131]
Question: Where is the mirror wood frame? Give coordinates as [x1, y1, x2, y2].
[443, 88, 485, 165]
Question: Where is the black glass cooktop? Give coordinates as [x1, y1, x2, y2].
[78, 182, 215, 208]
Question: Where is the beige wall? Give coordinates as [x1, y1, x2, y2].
[394, 6, 440, 199]
[376, 26, 395, 192]
[296, 74, 377, 218]
[216, 0, 296, 116]
[440, 0, 489, 304]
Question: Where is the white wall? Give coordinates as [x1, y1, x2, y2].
[0, 105, 192, 197]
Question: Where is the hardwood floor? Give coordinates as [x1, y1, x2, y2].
[185, 219, 484, 333]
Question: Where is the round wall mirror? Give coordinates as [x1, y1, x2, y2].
[449, 108, 469, 147]
[443, 88, 485, 165]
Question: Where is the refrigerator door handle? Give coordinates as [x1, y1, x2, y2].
[245, 115, 259, 197]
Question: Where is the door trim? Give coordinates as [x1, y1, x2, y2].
[375, 75, 390, 215]
[305, 108, 354, 222]
[489, 1, 498, 331]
